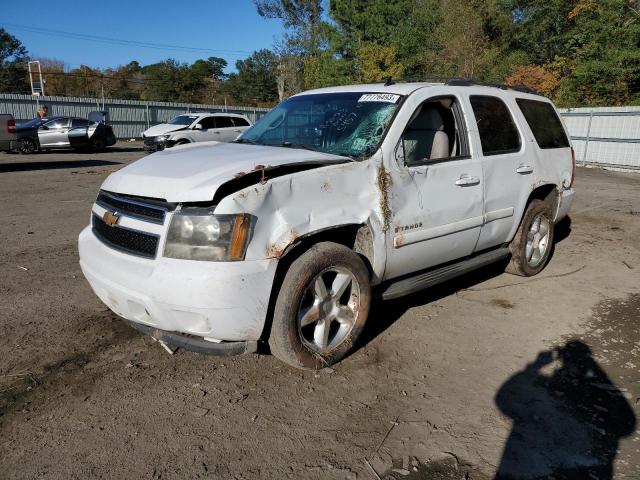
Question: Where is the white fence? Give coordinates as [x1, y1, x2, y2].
[0, 94, 638, 170]
[559, 106, 640, 171]
[0, 93, 271, 140]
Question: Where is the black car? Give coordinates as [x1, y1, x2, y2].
[15, 111, 116, 153]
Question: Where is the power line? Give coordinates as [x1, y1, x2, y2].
[1, 22, 255, 58]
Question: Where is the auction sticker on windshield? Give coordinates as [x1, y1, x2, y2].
[358, 93, 400, 103]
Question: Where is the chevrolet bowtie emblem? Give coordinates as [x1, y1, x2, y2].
[103, 211, 120, 226]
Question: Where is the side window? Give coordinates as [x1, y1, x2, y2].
[398, 96, 468, 166]
[71, 119, 90, 128]
[232, 117, 250, 127]
[469, 96, 521, 156]
[214, 117, 234, 128]
[44, 118, 68, 129]
[516, 99, 570, 149]
[198, 117, 216, 129]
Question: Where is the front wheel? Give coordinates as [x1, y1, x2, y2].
[506, 199, 555, 276]
[269, 242, 371, 370]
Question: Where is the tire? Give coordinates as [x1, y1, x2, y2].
[506, 199, 555, 276]
[269, 242, 371, 370]
[18, 137, 37, 154]
[91, 137, 106, 151]
[172, 139, 190, 147]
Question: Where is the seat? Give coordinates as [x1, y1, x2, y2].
[403, 108, 450, 163]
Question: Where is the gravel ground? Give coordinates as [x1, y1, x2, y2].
[0, 144, 639, 480]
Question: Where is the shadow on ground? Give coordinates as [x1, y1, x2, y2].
[493, 340, 636, 479]
[0, 160, 121, 172]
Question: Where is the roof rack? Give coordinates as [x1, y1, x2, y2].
[445, 78, 537, 95]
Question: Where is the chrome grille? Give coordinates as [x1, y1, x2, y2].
[96, 190, 172, 224]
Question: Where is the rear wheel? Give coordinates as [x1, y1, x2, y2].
[18, 137, 37, 154]
[269, 242, 371, 370]
[506, 199, 554, 276]
[91, 137, 106, 151]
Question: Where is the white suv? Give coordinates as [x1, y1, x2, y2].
[79, 81, 575, 369]
[142, 112, 252, 151]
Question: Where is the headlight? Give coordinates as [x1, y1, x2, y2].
[156, 134, 170, 142]
[163, 209, 255, 261]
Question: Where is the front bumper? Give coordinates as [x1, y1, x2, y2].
[79, 226, 278, 344]
[142, 136, 166, 152]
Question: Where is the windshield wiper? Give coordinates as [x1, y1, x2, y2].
[233, 138, 259, 145]
[278, 142, 319, 152]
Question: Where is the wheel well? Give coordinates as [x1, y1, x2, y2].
[527, 184, 559, 215]
[259, 224, 374, 342]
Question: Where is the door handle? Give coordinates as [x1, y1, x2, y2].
[455, 175, 480, 186]
[516, 164, 534, 174]
[234, 129, 242, 133]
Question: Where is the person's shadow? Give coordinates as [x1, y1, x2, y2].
[494, 340, 636, 480]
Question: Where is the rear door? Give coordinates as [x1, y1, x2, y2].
[466, 95, 529, 251]
[68, 118, 91, 147]
[38, 117, 70, 147]
[231, 116, 251, 138]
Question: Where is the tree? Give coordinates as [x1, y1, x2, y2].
[0, 28, 30, 94]
[225, 50, 279, 105]
[356, 43, 404, 82]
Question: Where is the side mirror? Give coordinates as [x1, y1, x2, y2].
[193, 124, 203, 130]
[39, 125, 48, 130]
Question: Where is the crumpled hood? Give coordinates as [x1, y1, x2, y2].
[101, 141, 350, 202]
[142, 123, 188, 137]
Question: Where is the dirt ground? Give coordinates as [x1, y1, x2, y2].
[0, 145, 639, 480]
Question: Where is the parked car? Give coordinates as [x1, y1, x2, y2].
[0, 113, 17, 152]
[79, 80, 575, 370]
[15, 111, 116, 154]
[142, 112, 252, 151]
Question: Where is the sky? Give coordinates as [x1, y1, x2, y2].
[0, 0, 285, 72]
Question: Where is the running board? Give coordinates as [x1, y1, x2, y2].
[382, 248, 510, 300]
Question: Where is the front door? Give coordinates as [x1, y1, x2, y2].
[384, 95, 484, 280]
[38, 118, 70, 147]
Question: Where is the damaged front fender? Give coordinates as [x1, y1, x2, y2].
[213, 157, 388, 282]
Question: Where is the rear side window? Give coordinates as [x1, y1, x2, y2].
[516, 99, 570, 149]
[215, 117, 234, 128]
[72, 119, 90, 128]
[232, 117, 250, 127]
[470, 96, 521, 156]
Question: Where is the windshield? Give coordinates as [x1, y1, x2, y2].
[168, 115, 198, 126]
[238, 92, 402, 158]
[19, 118, 46, 129]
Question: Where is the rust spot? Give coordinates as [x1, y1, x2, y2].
[393, 233, 404, 248]
[265, 229, 298, 259]
[320, 180, 331, 192]
[234, 171, 247, 178]
[377, 163, 392, 232]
